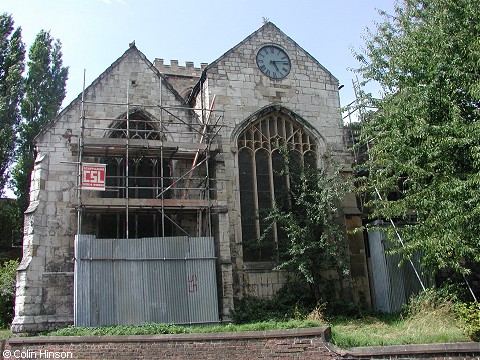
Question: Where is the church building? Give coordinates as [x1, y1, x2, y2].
[12, 22, 371, 333]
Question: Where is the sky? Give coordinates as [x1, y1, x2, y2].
[2, 0, 396, 113]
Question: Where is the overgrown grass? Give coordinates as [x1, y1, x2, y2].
[46, 319, 323, 337]
[44, 311, 468, 349]
[0, 328, 12, 340]
[330, 312, 468, 348]
[38, 286, 476, 348]
[330, 288, 470, 348]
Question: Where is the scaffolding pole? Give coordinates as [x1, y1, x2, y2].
[349, 77, 427, 292]
[160, 76, 165, 238]
[75, 72, 223, 240]
[76, 69, 87, 235]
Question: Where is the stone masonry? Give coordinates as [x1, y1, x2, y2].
[12, 22, 370, 333]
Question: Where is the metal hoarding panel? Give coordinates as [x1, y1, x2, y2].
[385, 250, 407, 312]
[186, 237, 218, 324]
[142, 237, 168, 324]
[74, 235, 92, 326]
[163, 237, 189, 324]
[74, 235, 219, 327]
[90, 237, 115, 326]
[367, 229, 391, 312]
[368, 229, 431, 313]
[114, 237, 145, 325]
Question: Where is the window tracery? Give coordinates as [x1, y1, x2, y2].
[97, 110, 173, 238]
[238, 112, 317, 261]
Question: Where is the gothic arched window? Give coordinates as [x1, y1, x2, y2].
[102, 110, 170, 200]
[97, 110, 173, 239]
[238, 111, 317, 262]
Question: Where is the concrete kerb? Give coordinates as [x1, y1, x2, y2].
[329, 341, 480, 359]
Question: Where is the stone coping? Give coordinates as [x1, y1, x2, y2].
[332, 341, 480, 357]
[8, 326, 331, 344]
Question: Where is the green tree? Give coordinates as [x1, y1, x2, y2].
[0, 13, 25, 195]
[261, 151, 350, 301]
[0, 259, 19, 327]
[354, 0, 480, 276]
[0, 199, 21, 250]
[13, 30, 68, 212]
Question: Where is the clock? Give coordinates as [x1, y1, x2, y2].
[256, 45, 291, 79]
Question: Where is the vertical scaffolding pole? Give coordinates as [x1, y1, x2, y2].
[76, 69, 87, 234]
[126, 82, 130, 239]
[205, 141, 212, 238]
[74, 72, 223, 240]
[160, 76, 166, 238]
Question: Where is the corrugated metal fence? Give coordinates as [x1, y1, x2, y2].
[368, 229, 431, 313]
[74, 235, 219, 327]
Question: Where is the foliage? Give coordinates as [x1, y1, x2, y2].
[456, 302, 480, 341]
[46, 319, 323, 337]
[259, 150, 350, 300]
[331, 287, 468, 348]
[13, 29, 68, 212]
[0, 259, 19, 327]
[0, 13, 25, 195]
[231, 281, 316, 324]
[354, 0, 480, 276]
[0, 328, 12, 340]
[402, 287, 480, 342]
[402, 286, 457, 318]
[330, 311, 467, 348]
[0, 15, 68, 255]
[0, 199, 22, 249]
[45, 287, 471, 346]
[230, 280, 362, 324]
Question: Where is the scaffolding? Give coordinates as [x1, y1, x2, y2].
[73, 72, 225, 240]
[343, 77, 427, 292]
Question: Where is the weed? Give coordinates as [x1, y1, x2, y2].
[0, 259, 19, 327]
[46, 319, 323, 337]
[456, 302, 480, 341]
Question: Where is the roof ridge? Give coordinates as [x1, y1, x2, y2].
[35, 45, 186, 141]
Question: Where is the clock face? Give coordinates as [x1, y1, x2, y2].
[256, 45, 291, 79]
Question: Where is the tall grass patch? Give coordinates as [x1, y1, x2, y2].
[331, 288, 469, 348]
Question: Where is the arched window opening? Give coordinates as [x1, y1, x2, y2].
[109, 110, 161, 140]
[96, 110, 175, 239]
[238, 112, 317, 262]
[102, 111, 171, 200]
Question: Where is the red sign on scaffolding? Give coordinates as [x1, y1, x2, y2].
[81, 163, 106, 191]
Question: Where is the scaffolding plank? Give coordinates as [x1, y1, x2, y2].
[80, 197, 217, 210]
[71, 139, 218, 158]
[83, 138, 208, 150]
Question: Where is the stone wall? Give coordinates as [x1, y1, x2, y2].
[153, 59, 207, 99]
[12, 22, 370, 333]
[11, 47, 221, 333]
[199, 22, 366, 302]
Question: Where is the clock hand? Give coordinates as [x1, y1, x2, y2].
[270, 60, 280, 72]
